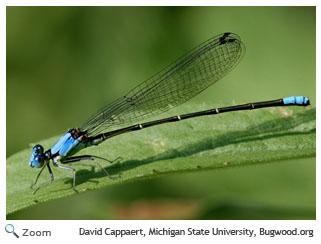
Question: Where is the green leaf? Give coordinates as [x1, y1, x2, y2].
[6, 103, 316, 215]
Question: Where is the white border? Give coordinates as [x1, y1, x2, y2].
[2, 0, 319, 6]
[2, 1, 319, 244]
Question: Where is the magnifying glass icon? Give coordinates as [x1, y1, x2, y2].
[5, 224, 19, 238]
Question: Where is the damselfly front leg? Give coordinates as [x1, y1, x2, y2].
[32, 163, 54, 195]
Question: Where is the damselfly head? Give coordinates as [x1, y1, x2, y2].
[29, 144, 45, 168]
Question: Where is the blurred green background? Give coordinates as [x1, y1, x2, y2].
[6, 6, 315, 219]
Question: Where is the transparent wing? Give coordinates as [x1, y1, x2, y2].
[80, 32, 245, 136]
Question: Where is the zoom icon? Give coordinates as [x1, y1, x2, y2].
[5, 224, 19, 238]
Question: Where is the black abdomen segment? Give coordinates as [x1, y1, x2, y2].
[88, 97, 308, 145]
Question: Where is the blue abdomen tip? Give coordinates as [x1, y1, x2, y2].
[283, 96, 309, 105]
